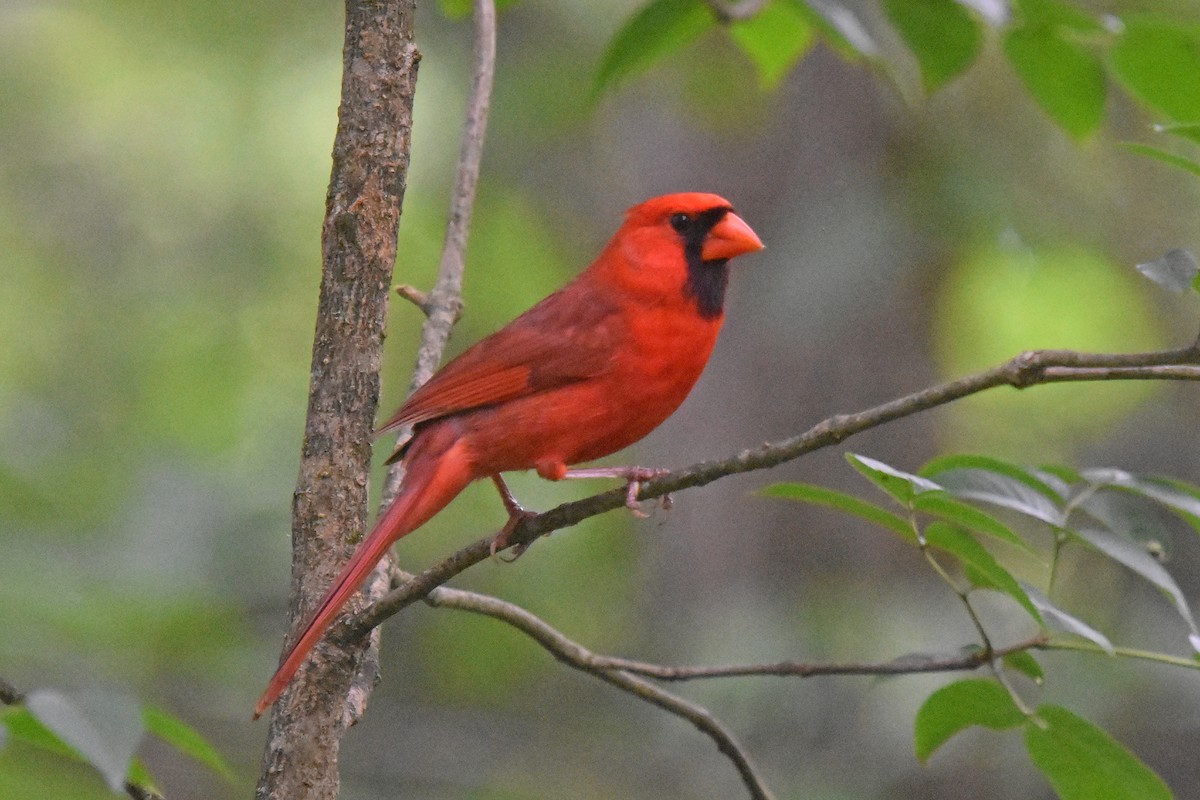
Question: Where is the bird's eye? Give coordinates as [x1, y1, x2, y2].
[670, 212, 693, 232]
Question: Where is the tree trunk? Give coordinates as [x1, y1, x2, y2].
[256, 2, 419, 797]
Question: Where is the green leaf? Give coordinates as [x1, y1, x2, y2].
[24, 689, 145, 793]
[847, 453, 943, 506]
[883, 0, 981, 91]
[1030, 467, 1076, 501]
[1038, 463, 1083, 485]
[728, 0, 815, 89]
[127, 760, 158, 794]
[1073, 470, 1200, 651]
[0, 711, 158, 792]
[1139, 478, 1200, 533]
[921, 457, 1066, 528]
[1002, 650, 1045, 684]
[1025, 705, 1172, 800]
[1134, 249, 1200, 292]
[594, 0, 717, 97]
[915, 678, 1025, 762]
[1073, 524, 1199, 643]
[1111, 14, 1200, 123]
[143, 705, 235, 781]
[760, 482, 917, 544]
[1120, 142, 1200, 179]
[1023, 584, 1114, 654]
[921, 455, 1063, 500]
[925, 522, 1043, 624]
[914, 492, 1034, 553]
[1083, 470, 1200, 534]
[1, 706, 80, 761]
[1012, 0, 1103, 33]
[1003, 26, 1105, 138]
[793, 1, 866, 61]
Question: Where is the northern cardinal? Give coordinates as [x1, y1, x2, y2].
[255, 192, 763, 719]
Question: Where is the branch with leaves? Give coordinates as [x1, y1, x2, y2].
[348, 340, 1200, 634]
[390, 422, 1200, 800]
[257, 1, 1200, 799]
[600, 0, 1200, 170]
[327, 337, 1200, 800]
[5, 1, 1200, 799]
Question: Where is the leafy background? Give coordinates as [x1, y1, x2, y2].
[2, 0, 1199, 797]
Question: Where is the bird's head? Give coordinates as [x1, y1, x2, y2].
[606, 192, 764, 319]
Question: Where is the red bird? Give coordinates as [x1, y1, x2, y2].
[255, 192, 763, 718]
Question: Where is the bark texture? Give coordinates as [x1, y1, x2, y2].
[256, 2, 419, 798]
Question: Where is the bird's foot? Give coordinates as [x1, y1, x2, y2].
[623, 467, 672, 517]
[491, 506, 538, 561]
[562, 466, 670, 517]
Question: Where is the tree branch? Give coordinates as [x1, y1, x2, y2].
[348, 342, 1200, 635]
[582, 638, 1048, 681]
[397, 578, 1053, 800]
[402, 578, 776, 800]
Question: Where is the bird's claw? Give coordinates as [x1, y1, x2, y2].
[491, 507, 538, 561]
[623, 467, 670, 518]
[626, 481, 651, 518]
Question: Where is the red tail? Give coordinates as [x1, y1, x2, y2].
[254, 433, 473, 719]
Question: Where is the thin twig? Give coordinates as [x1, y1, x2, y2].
[404, 581, 1047, 682]
[395, 284, 431, 313]
[381, 0, 496, 504]
[584, 637, 1046, 680]
[412, 579, 775, 800]
[410, 0, 494, 387]
[1040, 640, 1200, 670]
[349, 343, 1200, 634]
[1040, 365, 1200, 381]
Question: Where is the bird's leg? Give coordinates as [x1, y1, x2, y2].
[559, 466, 671, 518]
[492, 473, 527, 518]
[490, 475, 537, 559]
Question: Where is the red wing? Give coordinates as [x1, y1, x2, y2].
[384, 365, 532, 428]
[375, 282, 622, 435]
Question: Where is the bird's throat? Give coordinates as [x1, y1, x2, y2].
[683, 258, 730, 319]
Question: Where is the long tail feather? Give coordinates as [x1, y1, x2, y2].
[254, 434, 472, 719]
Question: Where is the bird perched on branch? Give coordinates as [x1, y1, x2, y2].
[255, 191, 764, 719]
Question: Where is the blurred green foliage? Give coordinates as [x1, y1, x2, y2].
[2, 0, 1200, 798]
[933, 244, 1164, 457]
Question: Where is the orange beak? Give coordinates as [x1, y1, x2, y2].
[702, 211, 765, 261]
